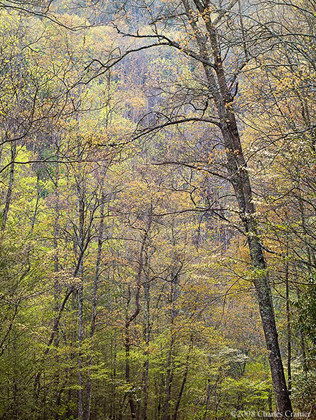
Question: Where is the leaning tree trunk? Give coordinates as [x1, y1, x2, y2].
[218, 66, 292, 420]
[182, 0, 292, 415]
[219, 108, 292, 415]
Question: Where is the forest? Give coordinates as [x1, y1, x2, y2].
[0, 0, 315, 419]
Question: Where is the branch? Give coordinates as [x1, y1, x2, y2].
[153, 160, 227, 181]
[113, 26, 215, 67]
[83, 42, 172, 84]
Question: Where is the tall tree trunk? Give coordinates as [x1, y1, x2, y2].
[85, 184, 106, 420]
[173, 341, 191, 420]
[125, 217, 151, 420]
[125, 286, 138, 420]
[204, 378, 211, 420]
[163, 335, 174, 420]
[111, 326, 118, 420]
[77, 189, 85, 420]
[163, 271, 179, 420]
[285, 261, 291, 394]
[219, 87, 292, 416]
[142, 279, 151, 420]
[182, 1, 292, 414]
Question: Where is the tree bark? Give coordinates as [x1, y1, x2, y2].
[163, 271, 179, 420]
[77, 186, 85, 420]
[173, 342, 191, 420]
[125, 286, 138, 420]
[142, 279, 151, 420]
[85, 183, 106, 420]
[182, 1, 292, 415]
[285, 261, 291, 394]
[162, 335, 174, 420]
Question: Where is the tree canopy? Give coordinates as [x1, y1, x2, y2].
[0, 1, 315, 419]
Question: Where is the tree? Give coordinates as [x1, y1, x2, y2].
[0, 1, 314, 419]
[107, 0, 302, 414]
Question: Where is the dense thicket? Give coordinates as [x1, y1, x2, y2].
[0, 1, 315, 419]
